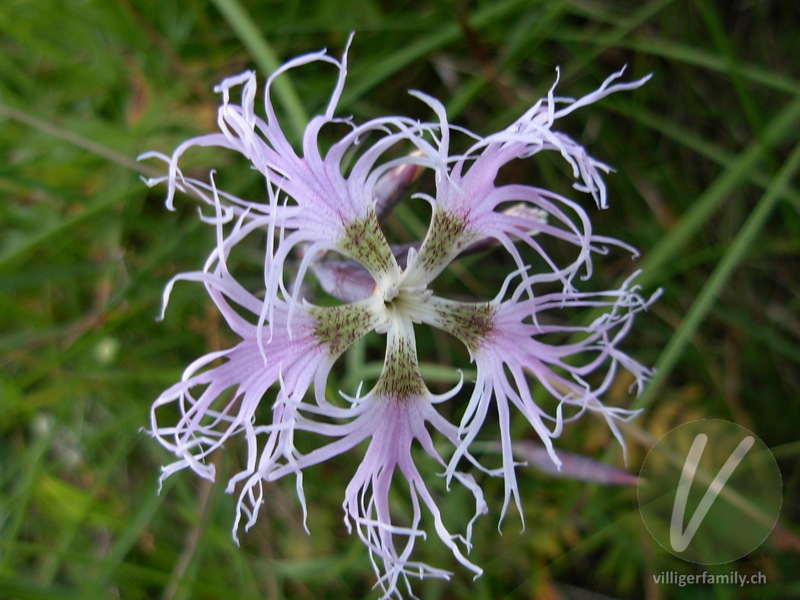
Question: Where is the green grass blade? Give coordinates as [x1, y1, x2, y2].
[210, 0, 308, 139]
[638, 140, 800, 408]
[636, 94, 800, 288]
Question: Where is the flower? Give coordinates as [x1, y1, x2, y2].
[141, 37, 659, 599]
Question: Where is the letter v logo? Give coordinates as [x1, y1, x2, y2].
[669, 433, 755, 552]
[638, 420, 782, 564]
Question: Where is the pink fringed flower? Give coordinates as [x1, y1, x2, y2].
[142, 37, 658, 599]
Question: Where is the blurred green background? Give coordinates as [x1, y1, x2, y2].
[1, 0, 798, 598]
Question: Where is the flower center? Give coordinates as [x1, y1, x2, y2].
[382, 284, 399, 303]
[375, 275, 433, 325]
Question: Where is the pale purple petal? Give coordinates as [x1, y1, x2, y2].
[402, 70, 650, 287]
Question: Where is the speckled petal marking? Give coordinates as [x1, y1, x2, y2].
[337, 207, 398, 282]
[424, 297, 495, 354]
[373, 316, 425, 400]
[308, 299, 383, 357]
